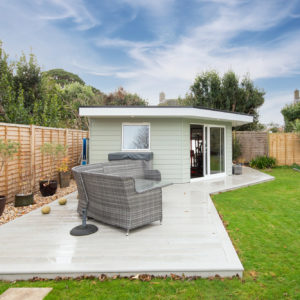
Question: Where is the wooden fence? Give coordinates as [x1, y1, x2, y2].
[234, 131, 269, 163]
[0, 123, 88, 203]
[269, 133, 300, 165]
[235, 131, 300, 165]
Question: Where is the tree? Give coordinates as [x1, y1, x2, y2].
[281, 102, 300, 132]
[221, 71, 240, 111]
[267, 122, 281, 133]
[43, 69, 85, 87]
[0, 139, 19, 175]
[0, 43, 147, 129]
[5, 86, 29, 124]
[104, 87, 148, 106]
[0, 42, 14, 119]
[14, 53, 42, 113]
[60, 82, 103, 129]
[188, 70, 222, 109]
[292, 119, 300, 136]
[179, 71, 265, 130]
[232, 136, 242, 161]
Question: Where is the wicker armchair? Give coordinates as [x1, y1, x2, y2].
[72, 160, 164, 235]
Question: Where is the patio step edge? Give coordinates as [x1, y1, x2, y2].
[0, 269, 244, 281]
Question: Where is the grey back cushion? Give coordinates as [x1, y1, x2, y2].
[103, 160, 146, 179]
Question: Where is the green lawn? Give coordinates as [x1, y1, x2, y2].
[1, 168, 299, 299]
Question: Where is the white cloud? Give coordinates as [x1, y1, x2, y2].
[259, 91, 294, 125]
[105, 0, 300, 107]
[94, 37, 161, 49]
[0, 1, 100, 76]
[1, 0, 299, 124]
[118, 0, 176, 15]
[35, 0, 99, 30]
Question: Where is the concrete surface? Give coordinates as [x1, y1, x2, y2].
[0, 167, 273, 280]
[0, 288, 52, 300]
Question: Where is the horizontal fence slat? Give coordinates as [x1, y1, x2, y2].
[235, 131, 300, 165]
[0, 123, 88, 203]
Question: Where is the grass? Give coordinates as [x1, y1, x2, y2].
[0, 167, 299, 299]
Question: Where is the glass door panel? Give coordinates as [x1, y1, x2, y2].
[204, 126, 208, 176]
[190, 125, 204, 178]
[209, 127, 225, 174]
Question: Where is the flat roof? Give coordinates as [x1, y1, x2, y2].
[79, 106, 253, 126]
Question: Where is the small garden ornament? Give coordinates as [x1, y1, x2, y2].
[58, 197, 67, 205]
[41, 206, 51, 214]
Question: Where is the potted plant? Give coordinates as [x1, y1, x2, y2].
[58, 156, 71, 188]
[39, 143, 65, 197]
[14, 160, 34, 207]
[0, 139, 19, 216]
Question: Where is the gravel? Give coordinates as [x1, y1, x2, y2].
[0, 180, 77, 226]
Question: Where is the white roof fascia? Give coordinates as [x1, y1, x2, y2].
[79, 107, 253, 126]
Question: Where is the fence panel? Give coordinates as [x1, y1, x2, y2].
[0, 123, 88, 203]
[269, 133, 300, 165]
[234, 131, 268, 163]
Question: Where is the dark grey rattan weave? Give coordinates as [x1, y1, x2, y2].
[72, 160, 163, 234]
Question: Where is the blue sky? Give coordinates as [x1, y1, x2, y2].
[1, 0, 300, 124]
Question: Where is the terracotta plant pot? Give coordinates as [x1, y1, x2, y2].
[59, 171, 70, 188]
[14, 193, 34, 207]
[0, 195, 6, 217]
[39, 180, 58, 197]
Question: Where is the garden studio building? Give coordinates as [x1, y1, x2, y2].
[79, 106, 253, 183]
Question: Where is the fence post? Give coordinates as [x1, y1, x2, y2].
[30, 125, 35, 191]
[72, 131, 74, 167]
[41, 129, 44, 179]
[18, 127, 21, 193]
[64, 129, 69, 168]
[4, 126, 8, 198]
[293, 134, 295, 163]
[266, 132, 270, 156]
[285, 134, 287, 165]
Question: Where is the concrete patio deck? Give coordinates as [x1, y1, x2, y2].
[0, 167, 274, 280]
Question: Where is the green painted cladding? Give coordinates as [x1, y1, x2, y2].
[89, 117, 232, 183]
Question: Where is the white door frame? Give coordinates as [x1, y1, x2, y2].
[190, 123, 226, 182]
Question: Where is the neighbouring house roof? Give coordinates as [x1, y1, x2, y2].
[79, 106, 253, 126]
[159, 99, 179, 106]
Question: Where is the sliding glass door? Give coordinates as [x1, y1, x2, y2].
[190, 125, 226, 179]
[203, 126, 225, 177]
[209, 127, 225, 174]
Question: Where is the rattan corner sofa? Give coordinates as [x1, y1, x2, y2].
[72, 160, 168, 235]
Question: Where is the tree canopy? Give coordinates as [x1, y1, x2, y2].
[179, 70, 265, 130]
[103, 87, 148, 106]
[43, 69, 85, 86]
[281, 102, 300, 132]
[0, 42, 147, 130]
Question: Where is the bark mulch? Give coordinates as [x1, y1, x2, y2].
[0, 180, 77, 226]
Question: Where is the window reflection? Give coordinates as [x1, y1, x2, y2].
[123, 125, 149, 150]
[210, 127, 225, 174]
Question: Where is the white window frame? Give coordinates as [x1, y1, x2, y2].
[122, 122, 151, 151]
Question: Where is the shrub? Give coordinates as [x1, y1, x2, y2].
[291, 163, 300, 171]
[249, 156, 276, 169]
[232, 136, 242, 161]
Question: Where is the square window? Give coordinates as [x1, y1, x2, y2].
[122, 124, 150, 150]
